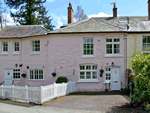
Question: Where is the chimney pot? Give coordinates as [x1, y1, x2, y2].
[148, 0, 150, 20]
[68, 3, 74, 24]
[113, 2, 117, 17]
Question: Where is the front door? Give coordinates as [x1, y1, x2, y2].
[111, 68, 120, 90]
[5, 69, 13, 86]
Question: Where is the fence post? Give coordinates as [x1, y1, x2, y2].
[25, 85, 28, 103]
[54, 82, 57, 98]
[12, 85, 14, 101]
[1, 85, 3, 98]
[63, 82, 65, 96]
[40, 86, 43, 104]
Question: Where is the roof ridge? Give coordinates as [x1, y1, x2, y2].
[92, 18, 125, 30]
[49, 18, 91, 33]
[5, 25, 44, 28]
[91, 16, 148, 19]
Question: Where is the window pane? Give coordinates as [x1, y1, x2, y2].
[83, 44, 86, 49]
[92, 72, 97, 79]
[87, 50, 90, 55]
[91, 50, 93, 55]
[114, 38, 120, 42]
[106, 39, 112, 42]
[86, 72, 91, 79]
[86, 65, 91, 70]
[91, 39, 93, 43]
[39, 75, 43, 79]
[143, 36, 146, 43]
[83, 39, 86, 43]
[147, 44, 150, 50]
[80, 72, 85, 79]
[143, 44, 147, 51]
[91, 44, 93, 49]
[39, 70, 43, 74]
[92, 65, 97, 70]
[80, 66, 84, 70]
[147, 36, 150, 43]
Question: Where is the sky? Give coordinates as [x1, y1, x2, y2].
[1, 0, 149, 30]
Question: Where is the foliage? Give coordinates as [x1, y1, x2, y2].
[146, 104, 150, 111]
[74, 6, 88, 21]
[55, 77, 68, 83]
[4, 0, 54, 30]
[129, 50, 150, 107]
[124, 87, 129, 93]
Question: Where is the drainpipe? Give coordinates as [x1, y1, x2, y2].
[124, 33, 127, 87]
[20, 38, 23, 86]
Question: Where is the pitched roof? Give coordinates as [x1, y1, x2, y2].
[0, 25, 49, 38]
[128, 20, 150, 31]
[50, 16, 148, 34]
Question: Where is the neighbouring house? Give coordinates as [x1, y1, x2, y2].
[0, 2, 149, 92]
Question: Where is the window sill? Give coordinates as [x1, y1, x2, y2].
[78, 79, 99, 83]
[30, 52, 40, 55]
[12, 52, 20, 55]
[82, 55, 95, 58]
[29, 79, 44, 80]
[104, 80, 111, 83]
[104, 54, 122, 58]
[1, 52, 8, 55]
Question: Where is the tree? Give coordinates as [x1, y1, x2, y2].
[4, 0, 54, 30]
[74, 6, 88, 21]
[35, 5, 54, 30]
[129, 50, 150, 109]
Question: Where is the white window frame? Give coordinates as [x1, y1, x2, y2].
[78, 64, 99, 82]
[29, 69, 44, 80]
[14, 42, 19, 52]
[105, 67, 111, 83]
[83, 38, 94, 56]
[31, 40, 40, 53]
[2, 41, 8, 53]
[142, 36, 150, 52]
[13, 69, 20, 80]
[105, 37, 121, 56]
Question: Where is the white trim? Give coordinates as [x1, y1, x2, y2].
[30, 52, 40, 55]
[82, 55, 95, 58]
[104, 54, 122, 58]
[78, 79, 99, 83]
[14, 42, 20, 52]
[1, 52, 8, 55]
[142, 35, 150, 52]
[12, 69, 21, 80]
[2, 41, 8, 53]
[105, 37, 121, 56]
[12, 52, 20, 55]
[79, 64, 98, 81]
[29, 69, 44, 80]
[31, 40, 40, 53]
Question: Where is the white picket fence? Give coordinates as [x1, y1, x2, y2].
[0, 81, 75, 104]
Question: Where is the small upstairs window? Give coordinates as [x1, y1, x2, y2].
[2, 42, 8, 52]
[106, 38, 120, 55]
[32, 40, 40, 52]
[14, 42, 19, 52]
[83, 38, 94, 56]
[143, 36, 150, 52]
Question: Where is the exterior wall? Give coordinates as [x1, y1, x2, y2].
[0, 33, 127, 91]
[127, 34, 143, 68]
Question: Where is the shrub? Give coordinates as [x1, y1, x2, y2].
[129, 51, 150, 107]
[55, 76, 68, 83]
[146, 104, 150, 111]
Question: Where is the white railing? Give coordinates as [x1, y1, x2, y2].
[0, 81, 76, 104]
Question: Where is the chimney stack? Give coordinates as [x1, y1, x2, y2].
[113, 2, 117, 17]
[148, 0, 150, 20]
[68, 3, 74, 24]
